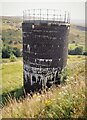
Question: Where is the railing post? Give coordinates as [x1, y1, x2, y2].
[33, 9, 35, 23]
[40, 9, 41, 23]
[47, 9, 48, 22]
[64, 11, 66, 23]
[23, 10, 24, 22]
[28, 9, 30, 23]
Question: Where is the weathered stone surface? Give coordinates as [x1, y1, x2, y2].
[22, 20, 70, 93]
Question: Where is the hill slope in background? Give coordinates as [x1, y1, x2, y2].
[1, 16, 85, 49]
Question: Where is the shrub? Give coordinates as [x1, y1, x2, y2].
[68, 46, 83, 55]
[83, 51, 87, 56]
[72, 41, 75, 43]
[2, 45, 22, 58]
[74, 47, 83, 55]
[14, 41, 18, 44]
[13, 47, 22, 57]
[10, 54, 17, 62]
[8, 40, 13, 44]
[68, 49, 75, 55]
[2, 45, 13, 58]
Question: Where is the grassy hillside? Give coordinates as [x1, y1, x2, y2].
[1, 16, 85, 50]
[1, 55, 86, 118]
[69, 24, 85, 45]
[1, 16, 22, 49]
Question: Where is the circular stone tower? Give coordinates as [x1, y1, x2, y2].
[22, 9, 70, 93]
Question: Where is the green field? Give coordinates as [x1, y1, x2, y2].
[2, 58, 23, 94]
[1, 55, 86, 118]
[1, 58, 23, 105]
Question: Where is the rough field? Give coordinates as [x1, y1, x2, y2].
[1, 55, 86, 118]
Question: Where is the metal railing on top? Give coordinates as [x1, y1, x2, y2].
[23, 9, 70, 23]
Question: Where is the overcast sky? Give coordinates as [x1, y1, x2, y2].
[0, 1, 85, 24]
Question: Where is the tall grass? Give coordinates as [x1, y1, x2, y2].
[1, 56, 86, 118]
[2, 58, 23, 94]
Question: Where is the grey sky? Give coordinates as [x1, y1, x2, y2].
[1, 2, 85, 22]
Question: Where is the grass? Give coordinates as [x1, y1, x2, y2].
[2, 57, 23, 94]
[1, 57, 23, 105]
[69, 24, 85, 45]
[68, 44, 87, 53]
[1, 55, 86, 118]
[68, 43, 84, 50]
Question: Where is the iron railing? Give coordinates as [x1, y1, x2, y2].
[23, 9, 70, 23]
